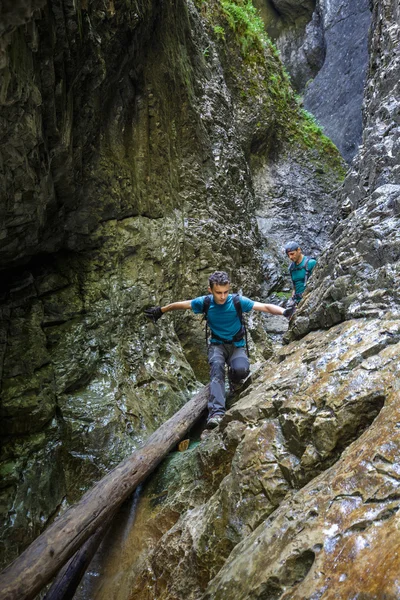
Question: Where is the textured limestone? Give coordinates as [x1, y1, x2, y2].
[87, 317, 400, 600]
[0, 0, 344, 568]
[204, 360, 400, 599]
[66, 0, 400, 598]
[253, 149, 341, 296]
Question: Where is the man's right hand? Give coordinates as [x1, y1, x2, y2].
[144, 306, 163, 322]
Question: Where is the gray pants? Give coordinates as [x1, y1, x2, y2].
[208, 344, 250, 418]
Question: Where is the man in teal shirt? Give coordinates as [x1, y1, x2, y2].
[284, 241, 317, 317]
[145, 271, 286, 428]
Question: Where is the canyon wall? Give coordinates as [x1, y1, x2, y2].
[0, 0, 343, 568]
[80, 1, 400, 598]
[254, 0, 371, 162]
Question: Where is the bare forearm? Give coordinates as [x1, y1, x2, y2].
[252, 301, 284, 316]
[161, 300, 192, 313]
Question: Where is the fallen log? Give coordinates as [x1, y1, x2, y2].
[43, 509, 114, 600]
[0, 385, 209, 600]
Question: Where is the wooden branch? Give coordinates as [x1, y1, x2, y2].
[0, 385, 209, 600]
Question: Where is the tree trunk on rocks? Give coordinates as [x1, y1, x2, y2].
[0, 385, 209, 600]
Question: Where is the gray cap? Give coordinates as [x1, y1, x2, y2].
[284, 240, 300, 254]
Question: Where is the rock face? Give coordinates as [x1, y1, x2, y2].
[0, 0, 343, 568]
[254, 0, 371, 162]
[85, 318, 400, 600]
[253, 150, 340, 296]
[292, 0, 400, 338]
[253, 0, 320, 91]
[304, 0, 372, 163]
[74, 1, 400, 598]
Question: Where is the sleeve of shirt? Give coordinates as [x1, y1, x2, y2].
[240, 296, 255, 312]
[191, 296, 206, 314]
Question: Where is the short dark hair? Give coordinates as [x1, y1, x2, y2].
[209, 271, 230, 288]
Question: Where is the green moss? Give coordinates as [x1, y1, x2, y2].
[290, 109, 347, 176]
[198, 0, 346, 177]
[213, 25, 225, 39]
[219, 0, 267, 55]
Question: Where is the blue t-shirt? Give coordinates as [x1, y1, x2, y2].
[191, 294, 254, 347]
[290, 256, 317, 297]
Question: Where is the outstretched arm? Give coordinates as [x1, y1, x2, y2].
[144, 300, 192, 322]
[161, 300, 192, 313]
[252, 301, 284, 316]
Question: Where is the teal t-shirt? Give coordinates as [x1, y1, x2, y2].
[191, 294, 254, 347]
[290, 256, 317, 297]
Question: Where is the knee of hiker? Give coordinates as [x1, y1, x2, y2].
[230, 361, 249, 382]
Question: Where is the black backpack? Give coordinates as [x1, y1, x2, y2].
[202, 294, 249, 355]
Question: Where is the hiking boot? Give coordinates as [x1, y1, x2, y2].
[205, 415, 223, 429]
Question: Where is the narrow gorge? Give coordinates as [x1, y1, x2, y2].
[0, 0, 399, 599]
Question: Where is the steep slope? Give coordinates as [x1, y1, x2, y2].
[253, 0, 371, 162]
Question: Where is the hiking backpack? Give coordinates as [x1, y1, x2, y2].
[202, 294, 249, 355]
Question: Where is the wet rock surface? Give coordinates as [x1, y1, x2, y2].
[204, 356, 400, 599]
[1, 0, 398, 598]
[66, 0, 400, 598]
[87, 318, 400, 599]
[0, 0, 343, 568]
[304, 0, 371, 162]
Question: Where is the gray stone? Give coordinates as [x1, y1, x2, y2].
[0, 0, 343, 568]
[304, 0, 372, 162]
[68, 2, 400, 598]
[255, 0, 371, 162]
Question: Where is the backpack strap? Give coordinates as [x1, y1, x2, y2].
[232, 294, 243, 325]
[233, 294, 249, 357]
[289, 256, 312, 291]
[202, 295, 212, 347]
[289, 261, 296, 292]
[303, 257, 311, 285]
[202, 295, 212, 317]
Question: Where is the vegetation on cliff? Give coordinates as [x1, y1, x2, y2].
[195, 0, 345, 174]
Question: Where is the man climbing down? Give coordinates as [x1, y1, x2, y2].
[283, 241, 317, 319]
[144, 271, 286, 429]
